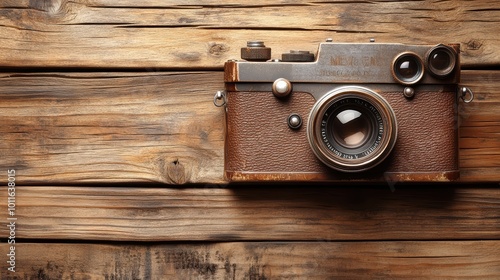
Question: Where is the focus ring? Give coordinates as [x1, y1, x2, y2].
[307, 86, 398, 172]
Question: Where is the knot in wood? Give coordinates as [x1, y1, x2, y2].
[167, 159, 189, 184]
[30, 0, 65, 15]
[209, 43, 230, 56]
[467, 40, 483, 51]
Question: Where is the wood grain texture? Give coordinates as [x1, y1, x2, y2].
[0, 72, 226, 184]
[1, 186, 499, 241]
[459, 70, 500, 181]
[0, 71, 498, 184]
[0, 0, 498, 68]
[0, 1, 498, 277]
[1, 241, 499, 279]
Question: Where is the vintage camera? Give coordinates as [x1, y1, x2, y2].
[215, 40, 473, 182]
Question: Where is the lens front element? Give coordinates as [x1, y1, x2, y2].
[332, 109, 371, 148]
[308, 86, 397, 172]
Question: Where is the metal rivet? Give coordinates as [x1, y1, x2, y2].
[403, 87, 415, 99]
[326, 38, 333, 42]
[370, 38, 376, 43]
[288, 114, 303, 129]
[272, 78, 292, 98]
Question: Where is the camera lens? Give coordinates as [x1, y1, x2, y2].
[308, 86, 397, 172]
[426, 45, 456, 78]
[331, 109, 373, 149]
[392, 52, 424, 85]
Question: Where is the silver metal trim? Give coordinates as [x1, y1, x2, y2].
[229, 43, 460, 84]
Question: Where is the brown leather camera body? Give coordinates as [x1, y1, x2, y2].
[222, 41, 464, 182]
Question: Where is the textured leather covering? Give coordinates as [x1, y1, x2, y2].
[225, 89, 459, 182]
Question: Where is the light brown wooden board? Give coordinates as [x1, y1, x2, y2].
[0, 0, 498, 68]
[0, 71, 226, 184]
[0, 71, 498, 184]
[1, 186, 499, 241]
[0, 0, 499, 278]
[1, 241, 499, 279]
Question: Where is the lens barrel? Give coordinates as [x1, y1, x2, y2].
[307, 86, 398, 172]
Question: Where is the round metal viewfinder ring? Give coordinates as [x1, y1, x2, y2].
[307, 86, 398, 172]
[425, 44, 457, 78]
[391, 52, 424, 85]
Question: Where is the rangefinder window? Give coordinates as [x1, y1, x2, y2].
[392, 52, 424, 85]
[426, 44, 457, 78]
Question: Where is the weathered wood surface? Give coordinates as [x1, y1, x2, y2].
[0, 0, 499, 278]
[0, 70, 498, 184]
[1, 241, 499, 279]
[0, 71, 225, 185]
[0, 0, 499, 68]
[1, 186, 499, 241]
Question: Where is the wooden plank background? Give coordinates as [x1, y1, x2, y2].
[0, 0, 499, 68]
[2, 242, 500, 279]
[0, 70, 498, 185]
[1, 186, 500, 242]
[0, 0, 499, 278]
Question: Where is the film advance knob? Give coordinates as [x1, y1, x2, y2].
[241, 41, 271, 61]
